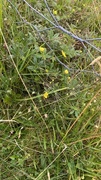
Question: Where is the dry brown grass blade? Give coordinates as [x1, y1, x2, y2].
[90, 56, 101, 75]
[90, 56, 101, 65]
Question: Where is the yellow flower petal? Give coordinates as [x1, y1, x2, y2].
[40, 46, 45, 52]
[43, 92, 49, 99]
[53, 10, 57, 15]
[62, 50, 66, 58]
[64, 69, 69, 74]
[45, 69, 48, 73]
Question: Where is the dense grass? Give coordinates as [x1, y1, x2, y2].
[0, 0, 101, 179]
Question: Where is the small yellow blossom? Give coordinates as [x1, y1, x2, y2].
[62, 50, 66, 58]
[43, 92, 49, 99]
[53, 10, 57, 15]
[45, 69, 48, 73]
[40, 46, 45, 53]
[72, 9, 75, 13]
[64, 69, 69, 74]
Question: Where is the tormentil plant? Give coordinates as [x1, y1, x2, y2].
[7, 0, 101, 77]
[1, 1, 101, 179]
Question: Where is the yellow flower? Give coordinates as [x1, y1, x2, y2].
[64, 69, 69, 74]
[43, 92, 49, 99]
[53, 10, 57, 15]
[45, 69, 48, 73]
[72, 9, 75, 13]
[40, 46, 45, 53]
[61, 50, 66, 58]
